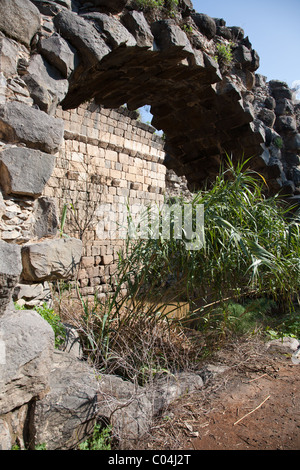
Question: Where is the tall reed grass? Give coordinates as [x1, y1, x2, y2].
[70, 156, 300, 383]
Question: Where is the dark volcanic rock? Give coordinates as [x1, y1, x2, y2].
[53, 9, 111, 68]
[0, 102, 64, 154]
[0, 0, 41, 47]
[191, 13, 217, 39]
[0, 147, 56, 198]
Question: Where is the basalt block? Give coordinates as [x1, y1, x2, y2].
[121, 10, 154, 48]
[23, 53, 69, 114]
[0, 147, 56, 198]
[0, 308, 54, 416]
[53, 9, 111, 68]
[0, 241, 22, 316]
[0, 102, 64, 154]
[39, 33, 78, 79]
[81, 13, 136, 50]
[21, 238, 83, 282]
[0, 0, 41, 48]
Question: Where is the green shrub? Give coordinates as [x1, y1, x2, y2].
[265, 310, 300, 340]
[215, 42, 233, 65]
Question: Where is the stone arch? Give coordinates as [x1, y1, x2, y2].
[0, 0, 299, 296]
[52, 5, 263, 188]
[1, 0, 300, 450]
[1, 0, 299, 196]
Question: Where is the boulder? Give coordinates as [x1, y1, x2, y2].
[51, 0, 72, 7]
[285, 153, 300, 166]
[0, 147, 56, 197]
[0, 0, 41, 48]
[33, 350, 99, 450]
[0, 241, 22, 316]
[97, 374, 153, 446]
[270, 83, 293, 101]
[0, 419, 11, 450]
[0, 402, 31, 450]
[13, 281, 52, 309]
[13, 283, 44, 302]
[148, 372, 204, 415]
[266, 337, 300, 355]
[0, 73, 5, 105]
[21, 237, 83, 282]
[33, 196, 59, 239]
[97, 371, 204, 446]
[229, 26, 244, 40]
[121, 10, 154, 48]
[233, 45, 253, 67]
[53, 9, 111, 68]
[30, 0, 63, 16]
[285, 134, 300, 152]
[249, 49, 260, 72]
[264, 96, 276, 110]
[275, 98, 294, 116]
[179, 0, 194, 13]
[269, 79, 289, 89]
[23, 54, 69, 114]
[0, 191, 5, 217]
[82, 13, 136, 50]
[275, 115, 297, 133]
[0, 308, 54, 416]
[0, 37, 19, 78]
[191, 13, 217, 39]
[291, 168, 300, 186]
[258, 108, 276, 128]
[0, 101, 64, 154]
[61, 323, 83, 359]
[216, 25, 232, 40]
[151, 20, 194, 56]
[39, 33, 78, 79]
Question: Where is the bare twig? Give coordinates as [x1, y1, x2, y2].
[233, 395, 271, 426]
[248, 373, 268, 383]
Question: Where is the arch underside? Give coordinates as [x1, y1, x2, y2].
[62, 44, 262, 188]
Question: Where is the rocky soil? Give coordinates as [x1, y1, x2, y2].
[134, 337, 300, 451]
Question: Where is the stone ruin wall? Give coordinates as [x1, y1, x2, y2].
[0, 0, 300, 450]
[45, 102, 166, 301]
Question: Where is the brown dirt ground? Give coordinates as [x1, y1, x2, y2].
[134, 337, 300, 451]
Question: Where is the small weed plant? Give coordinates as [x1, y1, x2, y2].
[214, 42, 234, 65]
[78, 423, 112, 450]
[34, 303, 66, 348]
[135, 0, 164, 9]
[274, 136, 284, 149]
[15, 302, 66, 349]
[135, 0, 178, 13]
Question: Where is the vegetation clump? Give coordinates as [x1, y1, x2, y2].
[135, 0, 179, 13]
[214, 42, 234, 65]
[58, 157, 299, 386]
[78, 423, 112, 451]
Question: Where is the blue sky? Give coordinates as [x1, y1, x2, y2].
[192, 0, 300, 91]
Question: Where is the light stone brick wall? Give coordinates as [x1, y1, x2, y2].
[43, 101, 166, 300]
